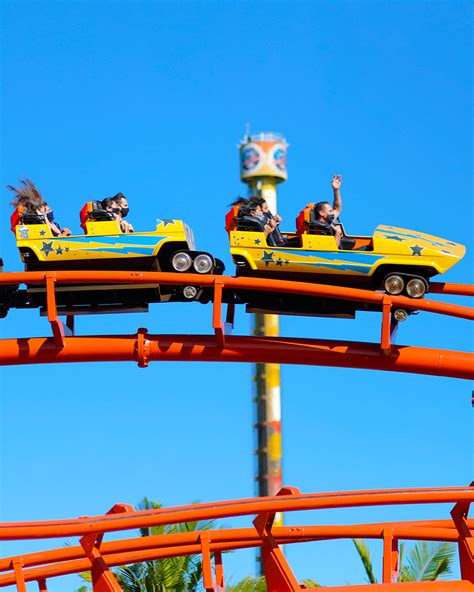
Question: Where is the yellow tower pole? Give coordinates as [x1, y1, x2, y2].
[239, 132, 288, 571]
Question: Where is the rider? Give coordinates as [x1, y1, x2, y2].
[313, 175, 343, 247]
[112, 192, 134, 233]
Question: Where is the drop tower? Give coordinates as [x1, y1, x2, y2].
[238, 131, 288, 541]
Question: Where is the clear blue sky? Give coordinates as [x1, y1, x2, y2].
[0, 1, 472, 588]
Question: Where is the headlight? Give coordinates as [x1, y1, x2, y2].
[193, 253, 213, 274]
[406, 278, 426, 298]
[183, 285, 198, 299]
[171, 252, 192, 272]
[384, 274, 404, 295]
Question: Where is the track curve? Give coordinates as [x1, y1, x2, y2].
[1, 486, 473, 590]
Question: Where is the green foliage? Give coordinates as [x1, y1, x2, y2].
[353, 539, 456, 583]
[227, 575, 267, 592]
[353, 539, 378, 583]
[301, 578, 321, 588]
[399, 542, 455, 581]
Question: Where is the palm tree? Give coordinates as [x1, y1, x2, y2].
[353, 539, 456, 583]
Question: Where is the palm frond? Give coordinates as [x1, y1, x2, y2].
[401, 542, 455, 581]
[353, 539, 378, 584]
[227, 575, 267, 592]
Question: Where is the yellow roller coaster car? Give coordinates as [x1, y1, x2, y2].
[226, 204, 465, 300]
[10, 202, 223, 313]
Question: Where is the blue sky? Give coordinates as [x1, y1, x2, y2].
[0, 1, 472, 588]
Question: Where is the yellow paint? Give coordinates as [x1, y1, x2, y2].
[14, 220, 196, 264]
[230, 225, 465, 277]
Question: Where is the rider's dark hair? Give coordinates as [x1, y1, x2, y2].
[229, 196, 248, 207]
[238, 203, 257, 218]
[314, 201, 330, 219]
[112, 193, 126, 205]
[249, 196, 265, 208]
[101, 197, 117, 210]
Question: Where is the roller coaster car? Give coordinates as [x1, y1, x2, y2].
[11, 203, 224, 314]
[225, 204, 466, 317]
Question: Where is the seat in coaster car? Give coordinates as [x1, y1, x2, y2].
[225, 205, 240, 234]
[296, 204, 355, 249]
[10, 206, 46, 234]
[295, 203, 315, 235]
[236, 215, 265, 233]
[80, 201, 115, 232]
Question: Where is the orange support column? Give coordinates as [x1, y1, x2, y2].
[12, 558, 26, 592]
[451, 495, 474, 582]
[80, 534, 122, 592]
[253, 512, 300, 592]
[382, 529, 399, 583]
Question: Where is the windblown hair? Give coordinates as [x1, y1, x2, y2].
[229, 196, 248, 207]
[7, 179, 45, 213]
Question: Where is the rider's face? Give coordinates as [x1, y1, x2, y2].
[106, 201, 119, 213]
[319, 203, 335, 220]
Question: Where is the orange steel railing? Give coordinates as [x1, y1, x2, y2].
[1, 485, 473, 591]
[0, 272, 472, 377]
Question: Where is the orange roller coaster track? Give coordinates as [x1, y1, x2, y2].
[1, 273, 472, 591]
[0, 272, 472, 377]
[1, 485, 473, 591]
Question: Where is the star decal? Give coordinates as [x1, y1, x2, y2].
[254, 238, 262, 245]
[284, 259, 289, 265]
[384, 234, 404, 242]
[56, 245, 64, 256]
[161, 219, 175, 227]
[275, 257, 283, 266]
[64, 247, 70, 253]
[410, 244, 424, 256]
[39, 230, 46, 236]
[260, 251, 275, 266]
[40, 241, 55, 257]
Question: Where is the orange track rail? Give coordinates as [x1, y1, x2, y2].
[1, 485, 473, 591]
[0, 334, 472, 378]
[0, 273, 472, 377]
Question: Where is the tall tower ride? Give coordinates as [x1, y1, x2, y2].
[238, 131, 288, 538]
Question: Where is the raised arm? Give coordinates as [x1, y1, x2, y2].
[331, 174, 342, 217]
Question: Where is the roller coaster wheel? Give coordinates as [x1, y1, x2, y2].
[171, 251, 193, 272]
[384, 274, 405, 295]
[405, 276, 427, 298]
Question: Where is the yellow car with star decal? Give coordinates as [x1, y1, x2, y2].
[10, 202, 224, 313]
[226, 204, 465, 302]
